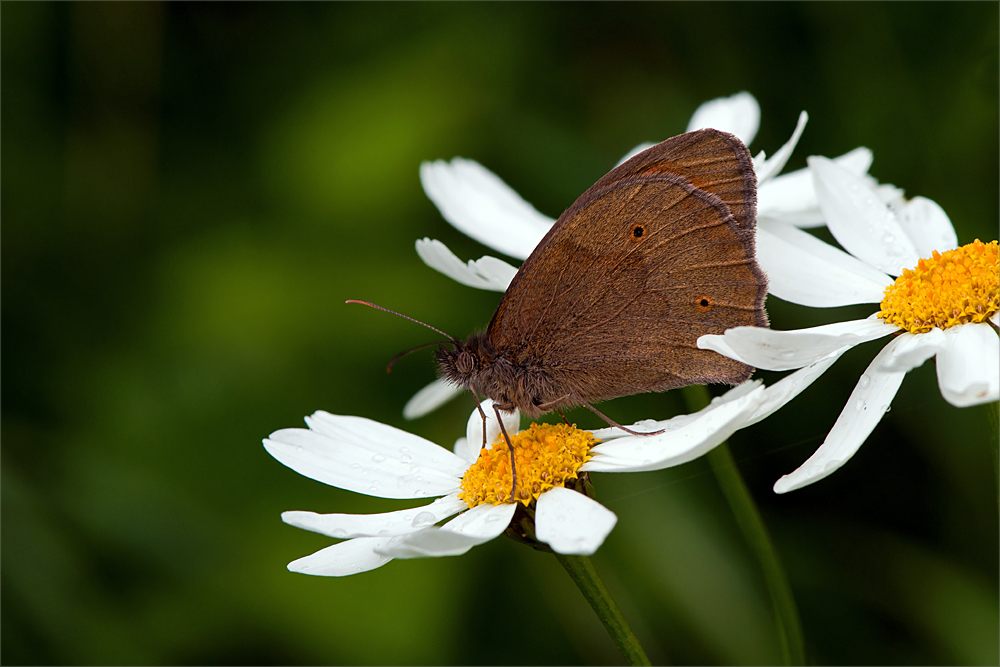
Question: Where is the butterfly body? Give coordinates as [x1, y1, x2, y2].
[437, 128, 768, 420]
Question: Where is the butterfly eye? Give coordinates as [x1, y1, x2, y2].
[456, 351, 475, 375]
[632, 225, 645, 239]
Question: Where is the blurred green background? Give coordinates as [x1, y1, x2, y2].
[3, 3, 998, 665]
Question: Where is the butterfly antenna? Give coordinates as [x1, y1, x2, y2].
[385, 339, 450, 373]
[346, 300, 459, 344]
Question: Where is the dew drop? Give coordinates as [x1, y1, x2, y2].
[411, 511, 436, 528]
[369, 485, 379, 493]
[823, 459, 841, 473]
[858, 374, 871, 388]
[855, 398, 866, 411]
[351, 463, 362, 470]
[372, 454, 386, 463]
[331, 528, 348, 539]
[400, 454, 413, 464]
[780, 349, 797, 359]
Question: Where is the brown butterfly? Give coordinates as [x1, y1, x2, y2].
[354, 128, 768, 495]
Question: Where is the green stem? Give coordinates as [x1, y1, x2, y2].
[986, 402, 999, 510]
[681, 385, 806, 665]
[555, 553, 651, 666]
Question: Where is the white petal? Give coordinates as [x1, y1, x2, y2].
[743, 347, 849, 427]
[442, 501, 517, 537]
[419, 158, 553, 260]
[535, 488, 617, 556]
[895, 197, 958, 257]
[809, 156, 920, 275]
[378, 503, 516, 558]
[584, 383, 766, 472]
[414, 238, 516, 292]
[936, 323, 1000, 407]
[686, 91, 760, 146]
[881, 329, 945, 372]
[773, 335, 909, 493]
[698, 316, 896, 370]
[755, 111, 808, 184]
[403, 378, 464, 420]
[465, 399, 521, 451]
[757, 147, 872, 227]
[264, 413, 468, 499]
[287, 537, 394, 577]
[280, 495, 468, 539]
[453, 437, 478, 465]
[757, 220, 893, 306]
[992, 311, 999, 327]
[616, 142, 656, 167]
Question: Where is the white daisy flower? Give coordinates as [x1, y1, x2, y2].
[405, 91, 890, 419]
[264, 386, 767, 576]
[698, 155, 999, 493]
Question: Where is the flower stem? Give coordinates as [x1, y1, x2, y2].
[681, 385, 806, 665]
[986, 402, 999, 509]
[555, 553, 651, 666]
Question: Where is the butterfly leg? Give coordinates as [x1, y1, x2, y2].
[537, 394, 665, 436]
[491, 403, 519, 502]
[470, 388, 489, 447]
[556, 408, 571, 426]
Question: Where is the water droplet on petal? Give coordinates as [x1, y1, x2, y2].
[400, 454, 413, 464]
[858, 374, 871, 388]
[332, 528, 348, 539]
[823, 459, 841, 473]
[372, 454, 386, 463]
[855, 398, 866, 411]
[411, 511, 436, 528]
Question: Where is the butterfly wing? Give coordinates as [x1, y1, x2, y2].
[487, 129, 766, 404]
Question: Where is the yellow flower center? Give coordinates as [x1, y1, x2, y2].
[459, 422, 598, 507]
[878, 239, 998, 334]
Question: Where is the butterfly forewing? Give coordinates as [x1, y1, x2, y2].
[486, 130, 766, 405]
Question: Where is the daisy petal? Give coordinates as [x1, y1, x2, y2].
[378, 503, 516, 558]
[881, 329, 945, 372]
[287, 537, 394, 576]
[535, 488, 617, 556]
[991, 311, 999, 327]
[757, 219, 893, 306]
[465, 400, 520, 453]
[453, 437, 477, 465]
[755, 111, 808, 184]
[809, 156, 920, 275]
[584, 384, 765, 472]
[757, 147, 872, 227]
[264, 414, 467, 499]
[415, 238, 516, 292]
[743, 348, 849, 427]
[419, 158, 553, 260]
[698, 317, 896, 371]
[281, 495, 468, 539]
[936, 323, 1000, 407]
[686, 91, 760, 146]
[403, 378, 464, 420]
[774, 335, 910, 493]
[896, 197, 958, 257]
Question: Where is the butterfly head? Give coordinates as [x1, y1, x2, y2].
[436, 332, 494, 391]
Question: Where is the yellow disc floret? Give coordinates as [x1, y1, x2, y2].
[460, 422, 598, 507]
[878, 239, 998, 334]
